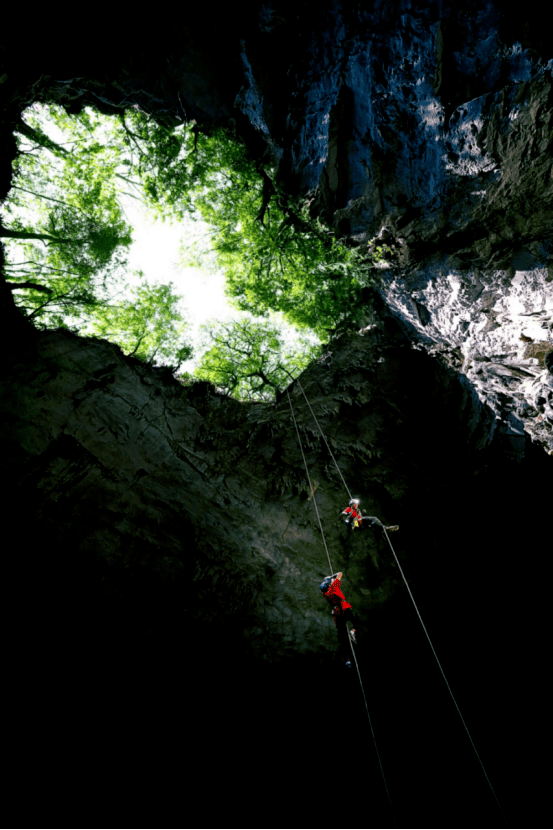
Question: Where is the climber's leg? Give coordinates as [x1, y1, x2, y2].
[343, 608, 360, 644]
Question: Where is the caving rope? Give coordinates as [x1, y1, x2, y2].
[286, 379, 506, 827]
[286, 387, 396, 826]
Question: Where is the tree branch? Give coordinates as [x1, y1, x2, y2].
[6, 280, 54, 294]
[128, 332, 147, 357]
[14, 118, 69, 157]
[117, 114, 148, 158]
[27, 288, 75, 319]
[11, 184, 91, 219]
[0, 227, 73, 243]
[255, 170, 275, 225]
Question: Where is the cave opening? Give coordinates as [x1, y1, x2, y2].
[0, 99, 386, 405]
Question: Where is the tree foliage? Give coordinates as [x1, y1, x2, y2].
[191, 317, 319, 401]
[82, 275, 192, 366]
[74, 107, 375, 338]
[1, 101, 387, 387]
[173, 126, 375, 338]
[1, 104, 193, 365]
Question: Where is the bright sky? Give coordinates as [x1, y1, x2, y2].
[3, 103, 318, 376]
[114, 195, 239, 373]
[109, 196, 317, 374]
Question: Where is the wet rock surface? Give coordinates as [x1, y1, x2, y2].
[1, 3, 551, 827]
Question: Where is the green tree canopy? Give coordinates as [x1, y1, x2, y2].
[171, 125, 380, 337]
[82, 275, 193, 366]
[2, 102, 388, 381]
[46, 104, 377, 337]
[191, 317, 319, 401]
[1, 103, 193, 365]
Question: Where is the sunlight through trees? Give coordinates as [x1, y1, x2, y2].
[1, 102, 384, 399]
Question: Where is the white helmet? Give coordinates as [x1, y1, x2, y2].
[349, 498, 360, 505]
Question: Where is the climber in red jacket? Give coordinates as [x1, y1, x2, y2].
[341, 499, 364, 529]
[320, 572, 360, 668]
[341, 499, 399, 533]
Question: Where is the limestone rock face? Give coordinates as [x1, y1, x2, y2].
[0, 297, 548, 828]
[3, 2, 551, 456]
[256, 0, 553, 456]
[0, 301, 494, 663]
[381, 254, 553, 453]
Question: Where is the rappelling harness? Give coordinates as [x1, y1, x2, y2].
[286, 378, 506, 828]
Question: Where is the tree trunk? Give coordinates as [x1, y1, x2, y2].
[0, 228, 72, 243]
[14, 118, 69, 157]
[6, 281, 54, 294]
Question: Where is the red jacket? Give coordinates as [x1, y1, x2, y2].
[323, 577, 353, 626]
[343, 505, 363, 527]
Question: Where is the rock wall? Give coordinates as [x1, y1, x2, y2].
[270, 0, 553, 456]
[0, 296, 492, 658]
[3, 2, 551, 457]
[0, 3, 551, 827]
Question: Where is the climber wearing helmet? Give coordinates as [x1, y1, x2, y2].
[341, 499, 399, 533]
[341, 498, 363, 529]
[320, 571, 361, 668]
